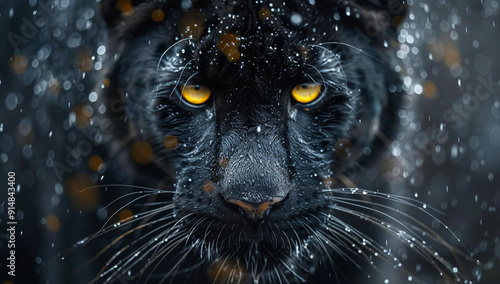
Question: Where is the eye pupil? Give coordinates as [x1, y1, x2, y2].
[301, 83, 307, 89]
[181, 85, 211, 105]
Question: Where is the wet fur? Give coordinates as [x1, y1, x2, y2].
[78, 0, 475, 283]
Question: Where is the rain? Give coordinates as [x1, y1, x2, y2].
[0, 0, 499, 283]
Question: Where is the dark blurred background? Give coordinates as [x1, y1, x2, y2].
[1, 0, 499, 283]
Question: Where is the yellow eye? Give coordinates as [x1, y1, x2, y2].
[181, 85, 211, 105]
[291, 83, 321, 103]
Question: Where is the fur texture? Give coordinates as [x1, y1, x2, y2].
[83, 0, 472, 283]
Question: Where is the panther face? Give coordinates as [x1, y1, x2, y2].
[94, 0, 444, 282]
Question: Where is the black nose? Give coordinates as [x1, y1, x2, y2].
[223, 196, 284, 220]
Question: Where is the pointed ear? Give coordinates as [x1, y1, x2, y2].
[99, 0, 150, 28]
[344, 0, 407, 40]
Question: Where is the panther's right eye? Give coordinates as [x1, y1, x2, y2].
[181, 85, 211, 105]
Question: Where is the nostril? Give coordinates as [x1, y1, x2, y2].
[221, 196, 284, 220]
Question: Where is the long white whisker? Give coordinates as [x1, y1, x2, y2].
[308, 44, 349, 88]
[316, 41, 384, 62]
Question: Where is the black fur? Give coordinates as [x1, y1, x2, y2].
[87, 0, 469, 283]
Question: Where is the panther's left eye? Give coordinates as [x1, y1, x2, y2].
[291, 83, 321, 104]
[181, 85, 211, 105]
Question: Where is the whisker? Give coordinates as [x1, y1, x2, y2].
[315, 41, 384, 63]
[78, 183, 177, 194]
[304, 64, 326, 93]
[87, 192, 163, 246]
[156, 38, 192, 89]
[175, 70, 200, 104]
[324, 204, 466, 282]
[307, 44, 349, 89]
[322, 187, 469, 251]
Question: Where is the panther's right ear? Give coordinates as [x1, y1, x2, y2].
[318, 0, 406, 43]
[347, 0, 407, 39]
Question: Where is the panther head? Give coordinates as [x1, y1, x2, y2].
[97, 0, 407, 282]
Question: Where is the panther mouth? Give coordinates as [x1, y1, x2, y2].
[206, 243, 292, 283]
[204, 231, 315, 284]
[231, 238, 285, 253]
[187, 192, 301, 254]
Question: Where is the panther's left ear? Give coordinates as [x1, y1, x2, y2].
[343, 0, 407, 40]
[100, 0, 169, 29]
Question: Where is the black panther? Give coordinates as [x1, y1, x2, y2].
[79, 0, 473, 283]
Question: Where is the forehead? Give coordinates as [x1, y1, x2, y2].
[195, 34, 301, 84]
[186, 3, 326, 84]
